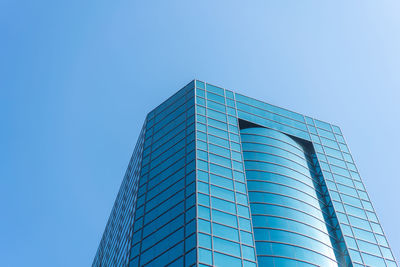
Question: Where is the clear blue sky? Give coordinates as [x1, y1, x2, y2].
[1, 1, 399, 266]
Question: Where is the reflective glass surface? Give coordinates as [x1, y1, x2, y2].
[93, 125, 146, 267]
[122, 82, 197, 267]
[241, 127, 346, 266]
[195, 81, 257, 267]
[94, 80, 397, 267]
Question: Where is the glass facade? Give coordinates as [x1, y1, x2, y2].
[93, 125, 145, 266]
[93, 80, 397, 267]
[241, 127, 347, 266]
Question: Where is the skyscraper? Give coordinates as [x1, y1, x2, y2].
[93, 80, 397, 267]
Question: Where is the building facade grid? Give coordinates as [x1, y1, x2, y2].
[93, 80, 397, 267]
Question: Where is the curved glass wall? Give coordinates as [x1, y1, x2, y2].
[240, 127, 345, 267]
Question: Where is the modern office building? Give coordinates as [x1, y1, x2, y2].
[93, 80, 397, 267]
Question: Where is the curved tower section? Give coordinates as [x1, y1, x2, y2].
[240, 127, 345, 267]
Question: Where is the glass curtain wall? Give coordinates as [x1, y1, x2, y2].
[240, 126, 347, 266]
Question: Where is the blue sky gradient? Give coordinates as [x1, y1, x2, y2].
[1, 1, 399, 266]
